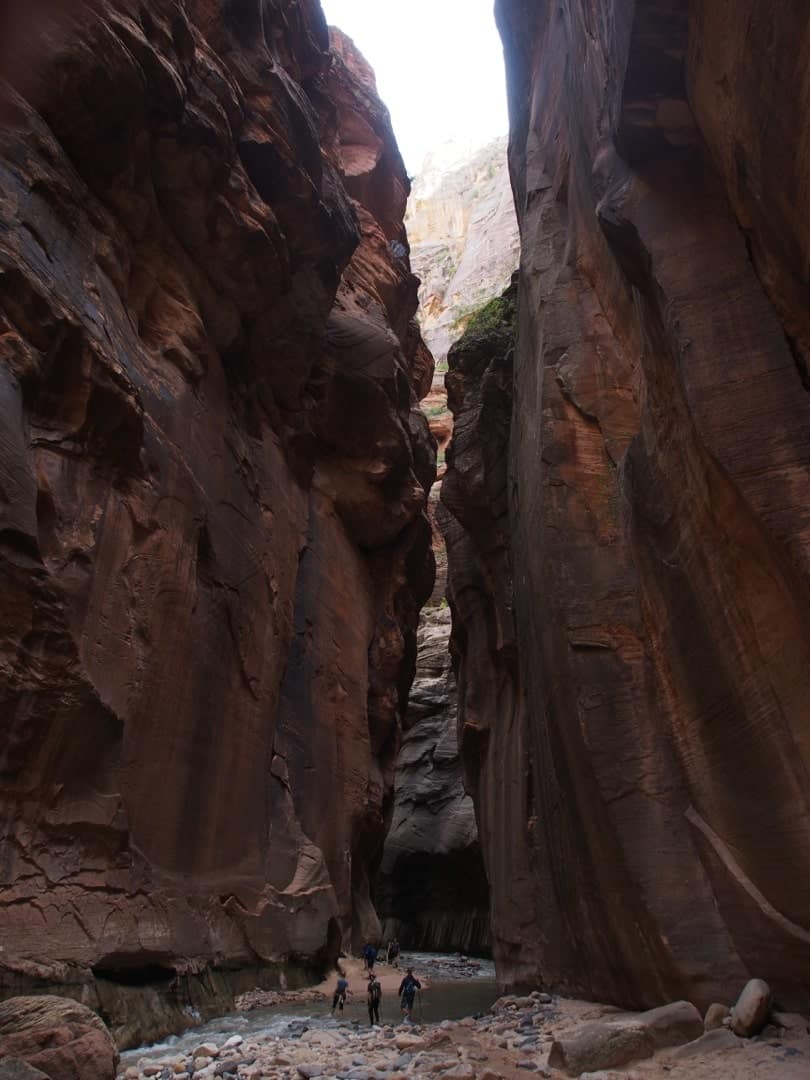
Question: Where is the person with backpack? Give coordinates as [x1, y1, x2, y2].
[363, 942, 378, 972]
[367, 971, 382, 1025]
[398, 967, 421, 1020]
[331, 972, 349, 1015]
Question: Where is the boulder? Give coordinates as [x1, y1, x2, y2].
[668, 1028, 744, 1059]
[0, 1060, 51, 1080]
[730, 979, 772, 1037]
[704, 1003, 730, 1031]
[772, 1011, 810, 1036]
[0, 996, 118, 1080]
[547, 1021, 655, 1076]
[634, 1000, 703, 1047]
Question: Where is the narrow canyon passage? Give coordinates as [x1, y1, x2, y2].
[1, 1, 810, 1079]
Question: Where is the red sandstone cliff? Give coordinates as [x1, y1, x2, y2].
[0, 0, 433, 1045]
[443, 0, 810, 1011]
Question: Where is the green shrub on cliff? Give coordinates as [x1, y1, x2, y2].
[462, 293, 516, 338]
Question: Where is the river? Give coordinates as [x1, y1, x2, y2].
[120, 952, 498, 1070]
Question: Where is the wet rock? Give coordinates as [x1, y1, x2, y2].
[731, 979, 772, 1037]
[0, 996, 118, 1080]
[704, 1003, 731, 1031]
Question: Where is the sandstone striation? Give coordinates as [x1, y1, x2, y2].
[443, 0, 810, 1010]
[0, 0, 433, 1046]
[0, 995, 118, 1080]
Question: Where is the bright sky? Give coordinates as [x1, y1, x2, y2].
[321, 0, 508, 175]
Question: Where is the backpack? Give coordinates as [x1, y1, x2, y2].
[370, 979, 381, 1003]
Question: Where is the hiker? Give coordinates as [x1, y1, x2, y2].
[367, 971, 382, 1025]
[398, 967, 421, 1020]
[387, 937, 400, 967]
[363, 942, 377, 972]
[331, 972, 349, 1015]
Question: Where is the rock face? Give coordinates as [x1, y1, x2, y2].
[0, 0, 433, 1046]
[443, 0, 810, 1010]
[407, 136, 519, 369]
[376, 605, 489, 954]
[0, 996, 118, 1080]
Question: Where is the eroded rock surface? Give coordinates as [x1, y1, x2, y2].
[0, 995, 118, 1080]
[376, 605, 489, 954]
[443, 0, 810, 1009]
[0, 0, 433, 1045]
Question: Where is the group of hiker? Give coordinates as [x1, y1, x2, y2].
[330, 940, 420, 1025]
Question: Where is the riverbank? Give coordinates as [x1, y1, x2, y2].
[119, 982, 810, 1079]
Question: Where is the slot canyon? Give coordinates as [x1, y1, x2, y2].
[0, 2, 809, 1079]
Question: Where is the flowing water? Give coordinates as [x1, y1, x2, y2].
[121, 953, 497, 1068]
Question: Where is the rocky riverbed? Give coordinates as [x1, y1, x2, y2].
[118, 972, 810, 1080]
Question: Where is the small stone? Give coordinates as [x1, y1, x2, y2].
[704, 1003, 730, 1031]
[393, 1035, 424, 1051]
[193, 1044, 220, 1060]
[440, 1067, 474, 1080]
[731, 979, 772, 1037]
[297, 1066, 324, 1079]
[223, 1036, 243, 1049]
[193, 1057, 212, 1071]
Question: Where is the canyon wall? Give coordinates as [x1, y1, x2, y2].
[376, 604, 490, 956]
[443, 0, 810, 1011]
[0, 0, 433, 1045]
[407, 136, 520, 370]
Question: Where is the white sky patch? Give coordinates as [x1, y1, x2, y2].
[321, 0, 508, 175]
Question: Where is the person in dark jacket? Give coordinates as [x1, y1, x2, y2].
[398, 967, 421, 1019]
[331, 973, 349, 1015]
[367, 972, 382, 1025]
[363, 942, 378, 972]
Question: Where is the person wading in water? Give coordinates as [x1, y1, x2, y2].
[367, 971, 382, 1025]
[331, 972, 349, 1015]
[398, 967, 421, 1021]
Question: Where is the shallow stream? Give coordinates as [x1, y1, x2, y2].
[121, 953, 497, 1069]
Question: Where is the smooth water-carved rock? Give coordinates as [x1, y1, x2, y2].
[444, 0, 810, 1010]
[0, 996, 117, 1080]
[731, 979, 772, 1038]
[0, 0, 433, 1045]
[376, 604, 489, 954]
